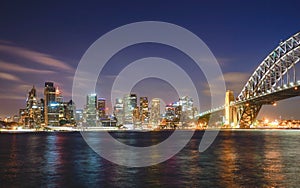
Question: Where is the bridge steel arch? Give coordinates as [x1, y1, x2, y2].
[238, 32, 300, 100]
[235, 32, 300, 127]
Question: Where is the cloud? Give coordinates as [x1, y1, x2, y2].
[0, 42, 74, 72]
[222, 72, 250, 83]
[0, 60, 56, 74]
[202, 72, 250, 98]
[0, 94, 24, 100]
[216, 57, 235, 67]
[0, 72, 22, 82]
[222, 72, 250, 94]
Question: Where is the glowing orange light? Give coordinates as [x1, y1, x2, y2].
[295, 86, 298, 90]
[273, 102, 277, 106]
[56, 87, 61, 95]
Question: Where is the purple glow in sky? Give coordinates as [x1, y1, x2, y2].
[0, 0, 300, 120]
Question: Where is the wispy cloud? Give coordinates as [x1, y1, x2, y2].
[216, 57, 235, 67]
[0, 42, 74, 72]
[0, 94, 24, 100]
[0, 72, 22, 82]
[202, 72, 250, 97]
[223, 72, 250, 93]
[0, 60, 56, 74]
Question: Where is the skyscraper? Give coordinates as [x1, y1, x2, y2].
[123, 94, 137, 124]
[26, 85, 41, 127]
[44, 82, 59, 126]
[97, 98, 106, 119]
[140, 97, 149, 123]
[179, 96, 194, 122]
[150, 98, 160, 126]
[114, 98, 123, 125]
[84, 93, 98, 126]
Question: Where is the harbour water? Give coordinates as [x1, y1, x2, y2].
[1, 130, 300, 187]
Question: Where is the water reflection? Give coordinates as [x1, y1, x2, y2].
[7, 134, 18, 179]
[1, 131, 300, 187]
[218, 133, 239, 187]
[262, 131, 285, 187]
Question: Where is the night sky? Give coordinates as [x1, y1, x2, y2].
[0, 0, 300, 120]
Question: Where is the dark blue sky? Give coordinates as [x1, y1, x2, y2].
[0, 0, 300, 119]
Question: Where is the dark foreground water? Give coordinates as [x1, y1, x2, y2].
[1, 130, 300, 187]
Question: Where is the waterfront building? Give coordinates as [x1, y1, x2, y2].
[75, 109, 84, 122]
[150, 98, 160, 126]
[84, 93, 98, 126]
[113, 98, 124, 125]
[44, 82, 59, 126]
[123, 94, 137, 125]
[179, 96, 194, 122]
[165, 103, 176, 122]
[140, 97, 149, 123]
[56, 87, 65, 123]
[17, 85, 42, 128]
[65, 100, 76, 125]
[97, 98, 106, 119]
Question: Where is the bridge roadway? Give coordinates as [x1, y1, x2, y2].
[198, 81, 300, 127]
[233, 81, 300, 106]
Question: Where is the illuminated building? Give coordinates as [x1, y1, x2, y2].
[26, 85, 41, 127]
[44, 82, 59, 126]
[133, 106, 140, 123]
[84, 93, 98, 126]
[179, 96, 194, 122]
[123, 94, 137, 124]
[97, 98, 106, 119]
[53, 87, 76, 126]
[56, 87, 65, 122]
[113, 98, 123, 125]
[150, 98, 160, 126]
[140, 97, 149, 123]
[75, 109, 83, 122]
[65, 100, 76, 125]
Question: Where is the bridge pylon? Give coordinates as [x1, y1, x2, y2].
[236, 102, 262, 128]
[225, 90, 237, 127]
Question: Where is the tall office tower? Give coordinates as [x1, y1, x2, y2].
[55, 87, 65, 122]
[44, 82, 59, 126]
[150, 98, 160, 126]
[114, 98, 124, 125]
[66, 100, 76, 124]
[75, 109, 84, 122]
[85, 93, 98, 126]
[26, 85, 41, 127]
[139, 97, 149, 123]
[179, 96, 194, 122]
[123, 94, 137, 124]
[55, 87, 63, 103]
[133, 107, 140, 123]
[39, 99, 45, 123]
[97, 98, 106, 119]
[165, 103, 176, 122]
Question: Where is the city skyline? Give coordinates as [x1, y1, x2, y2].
[1, 1, 300, 120]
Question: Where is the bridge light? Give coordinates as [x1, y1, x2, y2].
[295, 86, 298, 90]
[264, 118, 269, 124]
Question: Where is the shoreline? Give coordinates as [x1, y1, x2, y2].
[1, 127, 300, 133]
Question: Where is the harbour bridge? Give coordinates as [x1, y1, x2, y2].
[198, 31, 300, 128]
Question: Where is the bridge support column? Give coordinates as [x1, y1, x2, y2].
[225, 90, 236, 127]
[238, 103, 262, 128]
